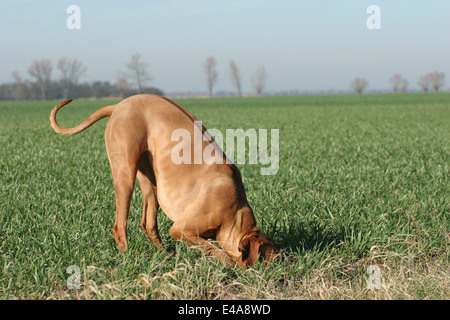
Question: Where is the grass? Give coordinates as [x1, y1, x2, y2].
[0, 93, 448, 299]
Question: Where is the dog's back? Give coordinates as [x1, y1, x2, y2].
[106, 94, 246, 222]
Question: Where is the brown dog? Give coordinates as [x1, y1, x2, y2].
[50, 94, 276, 267]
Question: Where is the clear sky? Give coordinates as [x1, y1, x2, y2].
[1, 0, 449, 94]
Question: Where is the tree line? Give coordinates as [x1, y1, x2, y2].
[0, 54, 163, 101]
[203, 56, 267, 97]
[351, 71, 446, 94]
[0, 53, 446, 100]
[1, 54, 266, 101]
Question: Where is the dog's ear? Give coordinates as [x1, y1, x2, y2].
[239, 234, 277, 267]
[257, 235, 277, 264]
[239, 236, 261, 267]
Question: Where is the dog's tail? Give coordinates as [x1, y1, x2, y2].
[50, 99, 116, 136]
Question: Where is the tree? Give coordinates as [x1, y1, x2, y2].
[91, 81, 113, 99]
[11, 72, 26, 100]
[399, 79, 408, 93]
[427, 71, 445, 92]
[390, 74, 409, 93]
[203, 56, 218, 98]
[57, 57, 87, 98]
[229, 60, 242, 97]
[252, 66, 267, 96]
[417, 75, 430, 92]
[351, 77, 368, 94]
[390, 74, 402, 93]
[115, 71, 130, 99]
[126, 53, 152, 94]
[28, 59, 52, 100]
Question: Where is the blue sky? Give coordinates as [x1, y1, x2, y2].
[1, 0, 449, 93]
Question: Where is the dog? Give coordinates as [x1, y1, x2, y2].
[50, 94, 276, 267]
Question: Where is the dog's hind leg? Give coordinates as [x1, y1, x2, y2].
[105, 137, 140, 252]
[136, 154, 161, 248]
[110, 161, 138, 252]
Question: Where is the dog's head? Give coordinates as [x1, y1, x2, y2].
[238, 232, 276, 267]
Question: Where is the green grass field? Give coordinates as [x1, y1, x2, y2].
[0, 93, 449, 299]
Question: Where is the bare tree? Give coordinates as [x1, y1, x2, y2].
[229, 60, 242, 97]
[57, 57, 87, 98]
[28, 59, 52, 100]
[427, 71, 445, 92]
[115, 71, 129, 99]
[390, 74, 409, 93]
[390, 74, 402, 93]
[399, 79, 408, 93]
[11, 72, 26, 101]
[351, 77, 368, 94]
[204, 56, 218, 97]
[252, 66, 267, 96]
[126, 53, 152, 94]
[418, 75, 430, 92]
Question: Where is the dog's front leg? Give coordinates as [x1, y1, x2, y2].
[136, 170, 162, 248]
[169, 221, 234, 266]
